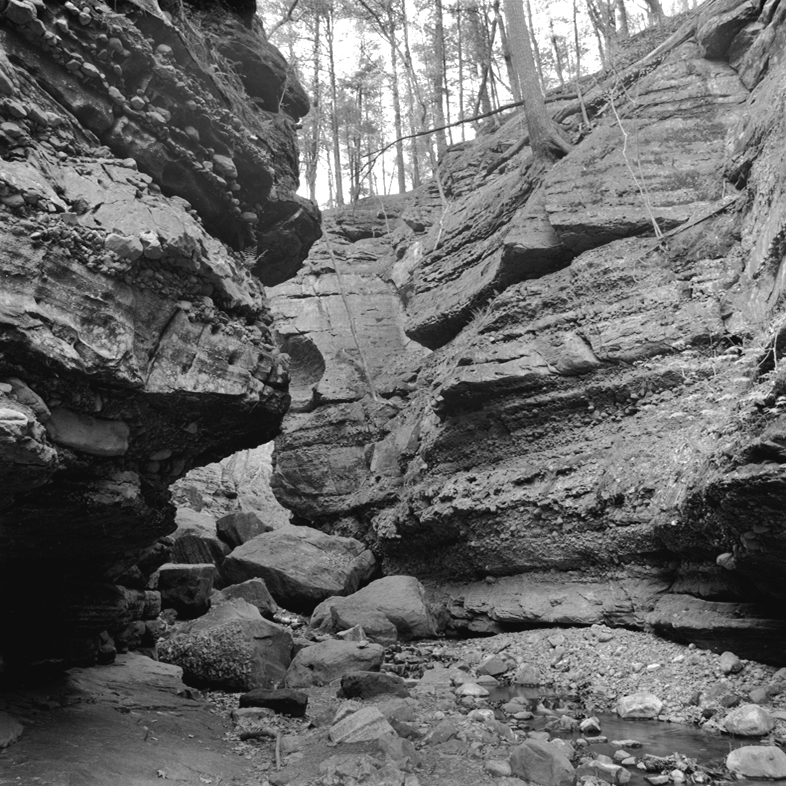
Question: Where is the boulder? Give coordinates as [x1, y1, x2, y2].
[478, 656, 509, 677]
[577, 758, 631, 785]
[155, 563, 216, 619]
[216, 510, 273, 548]
[616, 693, 663, 719]
[328, 707, 396, 744]
[509, 739, 576, 786]
[310, 576, 437, 641]
[723, 704, 776, 736]
[285, 640, 384, 689]
[338, 671, 411, 700]
[171, 509, 230, 568]
[726, 746, 786, 779]
[158, 598, 292, 691]
[515, 663, 543, 686]
[330, 608, 398, 646]
[238, 687, 308, 717]
[222, 524, 376, 612]
[213, 578, 277, 619]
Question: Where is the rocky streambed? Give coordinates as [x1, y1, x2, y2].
[3, 614, 785, 786]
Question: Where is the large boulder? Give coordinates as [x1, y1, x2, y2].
[158, 599, 292, 691]
[310, 576, 438, 641]
[338, 671, 411, 700]
[616, 693, 663, 719]
[285, 640, 384, 689]
[509, 740, 576, 786]
[723, 704, 776, 736]
[216, 510, 273, 548]
[222, 524, 376, 612]
[213, 578, 277, 619]
[171, 509, 230, 569]
[155, 563, 217, 619]
[726, 746, 786, 778]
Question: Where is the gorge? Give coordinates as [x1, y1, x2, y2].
[0, 0, 786, 782]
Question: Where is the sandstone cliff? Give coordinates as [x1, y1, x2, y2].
[0, 0, 319, 666]
[270, 0, 786, 662]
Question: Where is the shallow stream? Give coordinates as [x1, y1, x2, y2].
[487, 686, 775, 786]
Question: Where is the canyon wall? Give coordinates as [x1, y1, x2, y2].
[0, 0, 319, 665]
[271, 0, 786, 662]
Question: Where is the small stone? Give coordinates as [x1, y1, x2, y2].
[514, 664, 542, 685]
[5, 0, 36, 25]
[486, 760, 512, 777]
[81, 63, 101, 79]
[720, 651, 743, 675]
[5, 99, 27, 118]
[129, 95, 146, 111]
[580, 717, 602, 735]
[212, 153, 238, 179]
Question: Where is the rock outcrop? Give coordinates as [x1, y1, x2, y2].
[269, 0, 786, 660]
[0, 0, 319, 666]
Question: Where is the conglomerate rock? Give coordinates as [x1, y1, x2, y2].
[0, 0, 319, 666]
[269, 0, 786, 660]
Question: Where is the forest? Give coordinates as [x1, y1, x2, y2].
[260, 0, 693, 206]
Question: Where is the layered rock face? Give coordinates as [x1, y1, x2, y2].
[0, 0, 319, 665]
[272, 0, 786, 661]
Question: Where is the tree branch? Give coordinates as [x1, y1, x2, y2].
[267, 0, 301, 38]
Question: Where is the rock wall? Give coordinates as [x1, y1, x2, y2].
[271, 0, 786, 662]
[0, 0, 319, 666]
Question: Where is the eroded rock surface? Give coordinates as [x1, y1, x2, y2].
[270, 0, 786, 658]
[0, 0, 319, 666]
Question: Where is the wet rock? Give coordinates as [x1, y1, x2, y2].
[616, 693, 663, 719]
[509, 739, 576, 786]
[222, 524, 376, 612]
[213, 578, 277, 619]
[155, 562, 216, 619]
[723, 704, 776, 736]
[339, 671, 411, 700]
[158, 598, 292, 691]
[238, 687, 308, 717]
[311, 576, 438, 641]
[456, 682, 489, 698]
[285, 640, 384, 689]
[328, 707, 396, 744]
[720, 651, 743, 674]
[216, 510, 273, 548]
[726, 746, 786, 779]
[579, 717, 602, 735]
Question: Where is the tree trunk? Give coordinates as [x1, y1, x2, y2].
[401, 1, 422, 187]
[432, 0, 448, 156]
[304, 12, 321, 203]
[643, 0, 665, 25]
[616, 0, 630, 38]
[326, 8, 344, 206]
[549, 19, 566, 87]
[467, 1, 492, 115]
[494, 0, 521, 101]
[525, 0, 545, 89]
[503, 0, 572, 161]
[387, 4, 407, 194]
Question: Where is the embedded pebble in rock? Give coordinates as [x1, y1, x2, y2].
[726, 746, 786, 779]
[723, 704, 776, 736]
